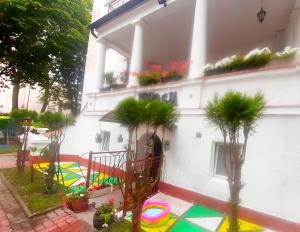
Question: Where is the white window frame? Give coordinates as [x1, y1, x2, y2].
[212, 141, 242, 179]
[100, 130, 110, 151]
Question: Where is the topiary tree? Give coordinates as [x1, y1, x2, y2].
[114, 97, 178, 232]
[10, 109, 38, 175]
[205, 91, 265, 232]
[39, 112, 75, 193]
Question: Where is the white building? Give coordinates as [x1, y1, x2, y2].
[0, 84, 42, 113]
[61, 0, 300, 230]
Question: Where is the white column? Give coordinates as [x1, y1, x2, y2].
[188, 0, 207, 79]
[286, 0, 300, 61]
[91, 38, 106, 92]
[128, 21, 143, 87]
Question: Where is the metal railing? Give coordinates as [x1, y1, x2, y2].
[85, 150, 127, 189]
[85, 150, 162, 191]
[107, 0, 130, 13]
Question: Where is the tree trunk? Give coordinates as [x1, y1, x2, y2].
[40, 87, 50, 112]
[122, 129, 133, 217]
[12, 80, 20, 110]
[132, 200, 143, 232]
[229, 190, 239, 232]
[228, 146, 242, 232]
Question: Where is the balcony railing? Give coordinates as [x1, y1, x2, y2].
[107, 0, 130, 13]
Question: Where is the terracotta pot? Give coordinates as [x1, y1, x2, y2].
[70, 199, 88, 212]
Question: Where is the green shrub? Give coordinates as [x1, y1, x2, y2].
[95, 203, 115, 224]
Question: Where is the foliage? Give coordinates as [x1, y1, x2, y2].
[39, 112, 75, 131]
[65, 189, 89, 202]
[137, 61, 189, 86]
[114, 98, 144, 130]
[38, 111, 75, 193]
[0, 0, 92, 111]
[0, 116, 10, 129]
[206, 91, 265, 136]
[0, 145, 18, 154]
[113, 97, 178, 231]
[138, 72, 161, 86]
[205, 91, 265, 232]
[104, 220, 142, 232]
[104, 72, 127, 90]
[204, 46, 299, 74]
[31, 121, 47, 128]
[275, 46, 299, 59]
[9, 109, 38, 123]
[146, 100, 178, 131]
[95, 202, 116, 224]
[1, 167, 66, 213]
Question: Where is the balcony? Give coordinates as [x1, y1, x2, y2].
[106, 0, 130, 13]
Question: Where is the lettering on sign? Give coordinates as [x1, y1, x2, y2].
[139, 92, 178, 105]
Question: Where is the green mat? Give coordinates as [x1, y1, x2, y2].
[169, 219, 209, 232]
[183, 205, 223, 218]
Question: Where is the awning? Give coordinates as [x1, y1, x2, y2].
[99, 111, 119, 123]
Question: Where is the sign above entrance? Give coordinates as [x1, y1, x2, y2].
[139, 91, 178, 105]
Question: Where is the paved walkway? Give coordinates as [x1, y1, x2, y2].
[0, 154, 95, 232]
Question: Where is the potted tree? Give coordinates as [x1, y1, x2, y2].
[65, 189, 89, 212]
[205, 91, 265, 232]
[93, 200, 116, 230]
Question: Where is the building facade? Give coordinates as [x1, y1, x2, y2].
[60, 0, 300, 230]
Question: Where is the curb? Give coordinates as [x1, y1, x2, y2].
[0, 172, 61, 218]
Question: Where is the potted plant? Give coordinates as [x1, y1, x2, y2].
[161, 70, 183, 83]
[65, 189, 89, 212]
[88, 183, 111, 198]
[93, 200, 116, 230]
[161, 61, 188, 83]
[138, 71, 161, 86]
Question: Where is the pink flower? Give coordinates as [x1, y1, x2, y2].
[150, 65, 162, 71]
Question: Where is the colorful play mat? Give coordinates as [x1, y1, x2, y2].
[127, 203, 267, 232]
[33, 162, 120, 192]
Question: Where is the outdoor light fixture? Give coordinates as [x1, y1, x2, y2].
[117, 134, 123, 143]
[196, 132, 202, 139]
[157, 0, 167, 7]
[257, 7, 266, 23]
[163, 140, 170, 151]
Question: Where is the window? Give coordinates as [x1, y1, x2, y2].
[213, 142, 242, 178]
[100, 131, 110, 151]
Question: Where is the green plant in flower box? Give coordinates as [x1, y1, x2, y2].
[65, 189, 89, 203]
[138, 71, 161, 86]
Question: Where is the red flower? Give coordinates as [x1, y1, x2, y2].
[180, 61, 189, 71]
[150, 65, 161, 71]
[108, 198, 114, 206]
[170, 61, 178, 71]
[77, 182, 85, 187]
[62, 199, 68, 209]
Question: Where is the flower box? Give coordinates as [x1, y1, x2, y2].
[161, 74, 182, 83]
[70, 199, 89, 212]
[88, 185, 112, 199]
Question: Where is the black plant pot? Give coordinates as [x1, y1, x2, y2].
[161, 74, 182, 83]
[204, 68, 231, 76]
[231, 64, 266, 72]
[93, 214, 113, 230]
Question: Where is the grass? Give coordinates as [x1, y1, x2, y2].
[103, 220, 146, 232]
[0, 145, 18, 154]
[104, 220, 133, 232]
[1, 166, 66, 213]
